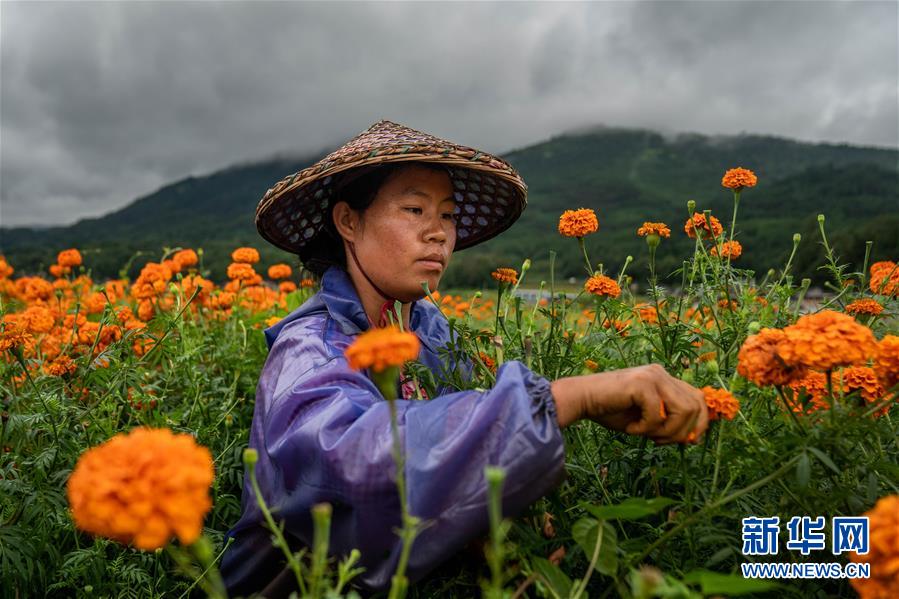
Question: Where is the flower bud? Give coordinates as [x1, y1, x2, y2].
[243, 448, 259, 466]
[702, 359, 719, 375]
[793, 233, 801, 245]
[681, 370, 695, 384]
[687, 200, 696, 214]
[521, 258, 531, 273]
[646, 234, 661, 249]
[747, 321, 761, 334]
[817, 214, 825, 223]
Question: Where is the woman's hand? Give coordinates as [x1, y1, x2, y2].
[551, 364, 709, 444]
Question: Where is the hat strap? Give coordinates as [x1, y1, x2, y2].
[347, 241, 404, 328]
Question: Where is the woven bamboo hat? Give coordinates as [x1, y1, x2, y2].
[255, 119, 528, 254]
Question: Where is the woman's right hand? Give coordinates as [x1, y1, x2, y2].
[551, 364, 709, 445]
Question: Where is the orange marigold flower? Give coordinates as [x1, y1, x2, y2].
[869, 260, 899, 296]
[777, 310, 877, 372]
[344, 325, 420, 372]
[57, 248, 83, 268]
[839, 366, 886, 403]
[267, 264, 293, 280]
[849, 495, 899, 599]
[478, 351, 497, 373]
[172, 249, 198, 270]
[737, 328, 807, 387]
[279, 281, 297, 293]
[0, 322, 33, 353]
[131, 262, 173, 300]
[684, 212, 723, 240]
[66, 427, 214, 551]
[721, 167, 758, 191]
[265, 316, 282, 328]
[584, 275, 621, 298]
[710, 240, 742, 260]
[45, 354, 77, 377]
[584, 359, 599, 372]
[787, 371, 833, 413]
[300, 278, 315, 288]
[0, 256, 13, 279]
[845, 298, 884, 316]
[20, 306, 56, 335]
[558, 208, 599, 238]
[875, 334, 899, 390]
[49, 264, 69, 278]
[231, 247, 260, 264]
[16, 276, 55, 301]
[137, 299, 155, 322]
[491, 268, 518, 285]
[636, 222, 671, 238]
[227, 262, 257, 281]
[700, 386, 740, 421]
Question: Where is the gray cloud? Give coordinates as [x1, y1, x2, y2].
[1, 0, 896, 227]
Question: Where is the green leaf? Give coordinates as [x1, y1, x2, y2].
[583, 497, 675, 521]
[571, 518, 619, 576]
[285, 290, 305, 312]
[683, 569, 781, 595]
[807, 447, 841, 475]
[531, 556, 572, 599]
[795, 452, 810, 488]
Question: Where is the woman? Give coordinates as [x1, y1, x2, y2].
[222, 120, 708, 596]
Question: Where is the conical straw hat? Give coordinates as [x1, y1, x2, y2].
[255, 119, 527, 254]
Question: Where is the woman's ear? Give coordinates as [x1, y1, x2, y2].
[332, 201, 358, 243]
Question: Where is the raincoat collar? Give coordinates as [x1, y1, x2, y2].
[263, 266, 428, 350]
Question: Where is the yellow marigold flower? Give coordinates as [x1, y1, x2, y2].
[491, 268, 518, 285]
[231, 247, 260, 264]
[227, 262, 257, 281]
[265, 316, 282, 328]
[66, 428, 214, 551]
[279, 281, 297, 293]
[172, 249, 199, 270]
[345, 325, 420, 373]
[0, 256, 13, 279]
[558, 208, 599, 238]
[57, 248, 83, 268]
[737, 328, 806, 387]
[721, 167, 758, 191]
[636, 222, 671, 238]
[267, 264, 293, 280]
[849, 495, 899, 599]
[839, 366, 886, 403]
[776, 310, 877, 372]
[45, 354, 77, 377]
[684, 212, 723, 240]
[700, 386, 740, 421]
[710, 240, 742, 259]
[584, 275, 621, 298]
[875, 334, 899, 390]
[845, 298, 884, 316]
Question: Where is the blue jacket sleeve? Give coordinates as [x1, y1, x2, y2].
[223, 317, 566, 593]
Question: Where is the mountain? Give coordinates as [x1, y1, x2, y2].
[2, 126, 897, 287]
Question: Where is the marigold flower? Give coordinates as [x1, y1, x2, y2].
[0, 257, 13, 279]
[172, 249, 199, 270]
[684, 212, 723, 240]
[636, 222, 671, 238]
[66, 427, 214, 551]
[700, 386, 740, 421]
[584, 275, 621, 299]
[227, 262, 257, 281]
[0, 322, 33, 353]
[875, 334, 899, 390]
[849, 495, 899, 599]
[491, 268, 518, 285]
[137, 299, 155, 322]
[710, 240, 742, 260]
[265, 316, 282, 328]
[584, 359, 599, 372]
[45, 354, 77, 377]
[49, 264, 69, 278]
[279, 281, 297, 293]
[721, 167, 758, 191]
[230, 247, 260, 264]
[558, 208, 599, 238]
[845, 298, 884, 317]
[787, 371, 833, 413]
[267, 264, 293, 280]
[776, 310, 877, 371]
[737, 328, 807, 387]
[839, 366, 886, 403]
[345, 325, 420, 373]
[869, 260, 899, 296]
[15, 277, 55, 301]
[300, 278, 315, 288]
[20, 306, 56, 335]
[57, 248, 83, 268]
[131, 262, 173, 300]
[478, 351, 497, 373]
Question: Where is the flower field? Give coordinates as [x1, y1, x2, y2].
[1, 168, 898, 598]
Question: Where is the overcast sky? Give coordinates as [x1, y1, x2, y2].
[2, 1, 896, 228]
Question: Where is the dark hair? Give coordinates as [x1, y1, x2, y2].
[297, 161, 451, 277]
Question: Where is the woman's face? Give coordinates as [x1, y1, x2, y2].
[334, 164, 457, 301]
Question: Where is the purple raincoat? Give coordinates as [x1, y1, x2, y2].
[222, 266, 566, 595]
